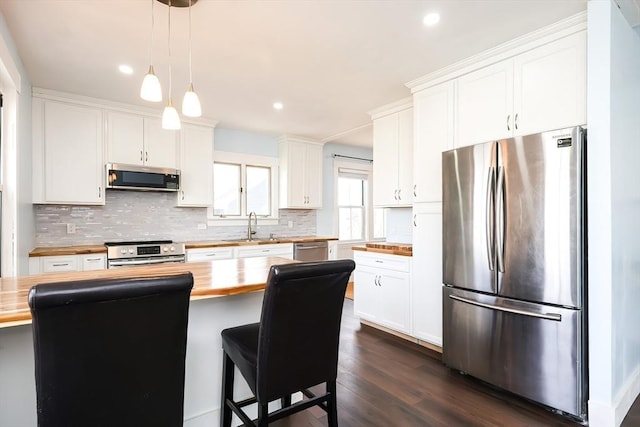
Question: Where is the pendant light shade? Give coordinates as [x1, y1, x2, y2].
[182, 0, 202, 117]
[140, 65, 162, 102]
[140, 0, 162, 102]
[162, 99, 181, 130]
[182, 83, 201, 117]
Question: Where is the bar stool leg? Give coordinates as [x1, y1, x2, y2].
[257, 402, 269, 427]
[327, 381, 338, 427]
[220, 352, 235, 427]
[281, 394, 292, 408]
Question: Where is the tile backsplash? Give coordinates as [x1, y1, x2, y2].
[34, 191, 317, 246]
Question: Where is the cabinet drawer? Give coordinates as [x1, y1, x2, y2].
[81, 254, 106, 271]
[41, 256, 79, 273]
[187, 247, 234, 262]
[235, 244, 293, 259]
[354, 252, 411, 273]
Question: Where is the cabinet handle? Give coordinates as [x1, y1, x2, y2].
[145, 151, 148, 162]
[413, 214, 417, 227]
[98, 186, 101, 198]
[206, 253, 217, 257]
[393, 189, 398, 200]
[262, 249, 270, 253]
[398, 189, 401, 200]
[140, 150, 143, 161]
[378, 276, 383, 287]
[413, 184, 417, 197]
[515, 113, 519, 130]
[85, 257, 101, 262]
[52, 263, 70, 267]
[507, 114, 511, 131]
[374, 275, 379, 286]
[181, 190, 185, 200]
[375, 260, 383, 264]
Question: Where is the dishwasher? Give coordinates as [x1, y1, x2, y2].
[293, 241, 328, 261]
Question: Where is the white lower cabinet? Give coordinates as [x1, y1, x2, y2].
[353, 251, 411, 335]
[29, 254, 107, 275]
[234, 243, 294, 259]
[411, 202, 443, 346]
[186, 247, 234, 262]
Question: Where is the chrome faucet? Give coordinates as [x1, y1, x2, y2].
[247, 211, 257, 241]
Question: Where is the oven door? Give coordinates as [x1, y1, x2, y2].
[107, 256, 186, 269]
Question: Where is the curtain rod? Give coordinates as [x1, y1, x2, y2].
[332, 153, 373, 163]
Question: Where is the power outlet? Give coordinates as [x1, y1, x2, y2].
[66, 223, 76, 234]
[197, 223, 207, 230]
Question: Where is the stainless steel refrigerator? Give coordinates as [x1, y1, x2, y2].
[442, 126, 587, 420]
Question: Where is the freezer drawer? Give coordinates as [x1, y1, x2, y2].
[442, 287, 586, 419]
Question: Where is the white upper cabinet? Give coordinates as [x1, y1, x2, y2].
[279, 136, 324, 209]
[177, 124, 214, 207]
[513, 31, 586, 136]
[107, 112, 178, 169]
[455, 31, 586, 147]
[413, 81, 455, 203]
[371, 100, 413, 207]
[32, 98, 105, 205]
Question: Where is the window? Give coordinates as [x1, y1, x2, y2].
[209, 152, 278, 223]
[334, 161, 385, 241]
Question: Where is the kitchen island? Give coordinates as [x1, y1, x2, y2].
[0, 257, 296, 427]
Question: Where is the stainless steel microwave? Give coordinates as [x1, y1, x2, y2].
[106, 163, 180, 192]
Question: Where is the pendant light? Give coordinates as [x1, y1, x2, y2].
[162, 0, 181, 130]
[182, 0, 202, 117]
[140, 0, 162, 102]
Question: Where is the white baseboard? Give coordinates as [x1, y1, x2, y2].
[589, 364, 640, 427]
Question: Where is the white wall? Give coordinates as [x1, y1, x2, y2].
[0, 10, 32, 276]
[587, 1, 640, 425]
[214, 127, 278, 158]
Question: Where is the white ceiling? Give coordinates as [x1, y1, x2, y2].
[0, 0, 586, 148]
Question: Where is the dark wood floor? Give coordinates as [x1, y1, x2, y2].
[268, 298, 640, 427]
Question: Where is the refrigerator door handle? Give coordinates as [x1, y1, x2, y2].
[448, 294, 562, 321]
[486, 167, 495, 271]
[496, 165, 506, 273]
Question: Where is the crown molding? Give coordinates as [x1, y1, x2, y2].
[276, 134, 325, 146]
[368, 96, 413, 120]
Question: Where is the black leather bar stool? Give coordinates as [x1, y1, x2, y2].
[220, 259, 356, 427]
[28, 272, 194, 427]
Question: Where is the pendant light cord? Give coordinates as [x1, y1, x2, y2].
[167, 0, 172, 99]
[188, 0, 193, 83]
[148, 0, 155, 63]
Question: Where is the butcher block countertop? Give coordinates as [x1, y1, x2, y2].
[352, 242, 413, 257]
[0, 256, 294, 328]
[29, 237, 338, 257]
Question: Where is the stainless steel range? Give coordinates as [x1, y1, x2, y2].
[105, 240, 186, 268]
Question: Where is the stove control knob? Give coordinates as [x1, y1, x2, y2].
[128, 248, 134, 254]
[163, 246, 169, 252]
[120, 249, 127, 255]
[170, 246, 175, 252]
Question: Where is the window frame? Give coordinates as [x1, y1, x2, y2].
[333, 159, 383, 243]
[208, 151, 279, 226]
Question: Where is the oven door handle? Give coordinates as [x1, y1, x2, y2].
[108, 257, 185, 267]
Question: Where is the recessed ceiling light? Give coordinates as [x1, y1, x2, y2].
[119, 64, 133, 75]
[423, 12, 440, 27]
[273, 102, 284, 110]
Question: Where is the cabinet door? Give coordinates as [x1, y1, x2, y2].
[378, 269, 411, 334]
[144, 118, 179, 168]
[43, 101, 104, 204]
[178, 124, 214, 207]
[513, 31, 586, 136]
[396, 107, 413, 206]
[305, 143, 324, 208]
[411, 202, 443, 346]
[413, 82, 455, 203]
[286, 142, 308, 208]
[107, 112, 144, 165]
[456, 60, 513, 147]
[353, 267, 379, 322]
[373, 113, 399, 206]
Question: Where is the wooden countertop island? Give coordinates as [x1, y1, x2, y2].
[0, 256, 295, 328]
[0, 256, 299, 427]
